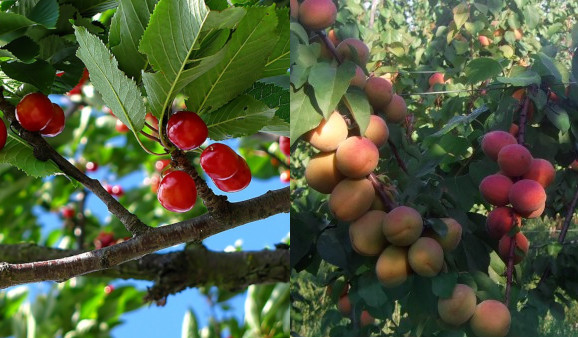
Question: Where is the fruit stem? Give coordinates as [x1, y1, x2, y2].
[517, 93, 530, 145]
[387, 140, 409, 175]
[368, 173, 397, 212]
[140, 130, 161, 144]
[144, 121, 158, 133]
[260, 146, 289, 170]
[317, 30, 343, 64]
[504, 233, 516, 306]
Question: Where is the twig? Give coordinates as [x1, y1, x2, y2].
[369, 0, 379, 28]
[387, 139, 409, 175]
[317, 30, 343, 63]
[140, 130, 161, 143]
[75, 189, 88, 250]
[368, 173, 397, 212]
[260, 146, 289, 170]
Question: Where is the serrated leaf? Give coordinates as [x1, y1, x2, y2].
[259, 116, 289, 137]
[139, 0, 210, 117]
[263, 8, 289, 78]
[0, 13, 35, 46]
[109, 0, 157, 80]
[290, 85, 322, 145]
[343, 89, 370, 134]
[496, 70, 541, 86]
[27, 0, 59, 29]
[203, 95, 275, 140]
[203, 7, 246, 30]
[1, 59, 55, 92]
[452, 3, 469, 30]
[465, 57, 503, 84]
[69, 0, 118, 16]
[308, 61, 356, 119]
[185, 6, 278, 113]
[245, 81, 289, 122]
[75, 26, 146, 133]
[0, 137, 60, 177]
[428, 105, 488, 138]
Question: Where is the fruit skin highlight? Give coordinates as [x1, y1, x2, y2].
[497, 143, 533, 177]
[509, 179, 546, 216]
[335, 136, 379, 178]
[479, 174, 513, 206]
[469, 300, 511, 337]
[157, 170, 197, 213]
[200, 143, 240, 180]
[167, 111, 208, 151]
[16, 92, 54, 132]
[306, 111, 348, 152]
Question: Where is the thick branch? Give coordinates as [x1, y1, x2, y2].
[0, 187, 289, 288]
[0, 243, 289, 298]
[387, 139, 409, 174]
[0, 89, 149, 236]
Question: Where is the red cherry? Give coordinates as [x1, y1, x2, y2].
[94, 231, 115, 249]
[111, 185, 124, 197]
[16, 92, 54, 131]
[213, 157, 251, 193]
[61, 206, 75, 219]
[55, 71, 65, 77]
[280, 169, 290, 183]
[40, 103, 65, 137]
[115, 119, 129, 133]
[167, 111, 208, 151]
[150, 174, 161, 193]
[104, 285, 115, 294]
[279, 136, 290, 156]
[200, 143, 240, 180]
[155, 159, 171, 172]
[146, 113, 159, 130]
[67, 69, 89, 95]
[158, 170, 197, 212]
[104, 184, 114, 194]
[85, 161, 98, 172]
[0, 119, 6, 151]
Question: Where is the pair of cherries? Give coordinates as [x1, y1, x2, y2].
[16, 92, 66, 137]
[157, 111, 251, 213]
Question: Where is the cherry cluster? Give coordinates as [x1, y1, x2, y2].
[155, 111, 251, 213]
[15, 92, 66, 136]
[479, 130, 554, 264]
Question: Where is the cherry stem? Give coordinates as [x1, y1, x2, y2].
[140, 130, 161, 144]
[387, 140, 409, 175]
[144, 121, 159, 133]
[260, 146, 289, 170]
[368, 173, 397, 212]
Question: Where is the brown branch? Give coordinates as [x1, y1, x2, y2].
[0, 88, 150, 236]
[368, 173, 397, 212]
[0, 187, 289, 288]
[75, 189, 88, 250]
[387, 139, 409, 174]
[0, 243, 289, 301]
[504, 234, 517, 306]
[317, 30, 343, 63]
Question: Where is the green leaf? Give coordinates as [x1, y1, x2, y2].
[204, 95, 276, 140]
[289, 85, 322, 145]
[533, 52, 562, 82]
[452, 3, 469, 30]
[523, 6, 540, 29]
[75, 26, 146, 133]
[427, 105, 488, 139]
[308, 61, 356, 119]
[496, 70, 541, 86]
[109, 0, 157, 80]
[259, 116, 289, 137]
[245, 81, 289, 122]
[0, 13, 35, 46]
[203, 7, 246, 30]
[67, 0, 118, 16]
[546, 105, 570, 132]
[343, 89, 370, 135]
[185, 6, 278, 113]
[465, 57, 503, 84]
[181, 309, 201, 338]
[27, 0, 59, 29]
[432, 273, 458, 298]
[262, 8, 289, 78]
[0, 137, 61, 177]
[1, 36, 39, 62]
[1, 59, 55, 92]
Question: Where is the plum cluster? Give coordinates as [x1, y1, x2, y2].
[479, 130, 554, 264]
[437, 284, 511, 336]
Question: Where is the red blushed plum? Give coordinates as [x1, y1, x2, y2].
[298, 0, 337, 30]
[509, 179, 546, 216]
[522, 158, 555, 188]
[200, 143, 240, 180]
[213, 157, 251, 193]
[481, 130, 517, 161]
[498, 144, 533, 177]
[364, 115, 389, 147]
[486, 207, 521, 239]
[40, 103, 65, 137]
[335, 136, 379, 178]
[16, 92, 54, 131]
[167, 111, 208, 151]
[498, 232, 529, 264]
[158, 170, 197, 212]
[429, 73, 444, 87]
[479, 174, 513, 206]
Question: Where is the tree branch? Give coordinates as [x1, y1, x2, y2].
[0, 187, 289, 288]
[0, 243, 289, 300]
[387, 139, 409, 175]
[0, 88, 150, 236]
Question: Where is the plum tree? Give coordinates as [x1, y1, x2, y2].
[349, 210, 388, 256]
[305, 151, 345, 194]
[350, 66, 367, 88]
[335, 38, 370, 65]
[481, 130, 517, 161]
[329, 178, 374, 221]
[498, 232, 529, 264]
[522, 158, 556, 188]
[479, 174, 513, 206]
[427, 218, 462, 251]
[486, 207, 521, 239]
[469, 300, 511, 336]
[375, 246, 411, 287]
[363, 115, 389, 147]
[437, 284, 477, 326]
[382, 206, 423, 246]
[408, 237, 444, 277]
[509, 179, 546, 216]
[306, 111, 348, 152]
[335, 136, 379, 178]
[298, 0, 337, 30]
[364, 76, 393, 110]
[429, 72, 445, 86]
[383, 94, 407, 123]
[478, 35, 491, 46]
[497, 144, 533, 177]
